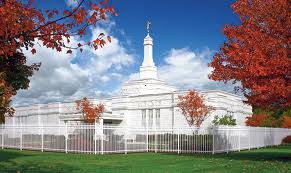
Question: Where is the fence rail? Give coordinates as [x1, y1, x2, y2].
[0, 124, 290, 154]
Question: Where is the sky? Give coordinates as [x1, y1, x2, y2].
[12, 0, 241, 106]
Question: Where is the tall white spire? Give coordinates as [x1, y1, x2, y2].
[140, 20, 158, 79]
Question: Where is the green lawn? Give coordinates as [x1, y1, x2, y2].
[0, 145, 290, 173]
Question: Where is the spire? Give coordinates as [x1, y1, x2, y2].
[140, 20, 158, 79]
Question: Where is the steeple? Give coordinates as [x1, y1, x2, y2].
[140, 20, 158, 79]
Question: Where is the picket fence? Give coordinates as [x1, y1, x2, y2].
[0, 124, 290, 154]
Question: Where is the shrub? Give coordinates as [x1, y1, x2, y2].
[212, 115, 236, 126]
[282, 136, 291, 144]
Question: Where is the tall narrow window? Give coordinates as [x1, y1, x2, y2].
[148, 109, 153, 128]
[155, 109, 160, 128]
[142, 109, 146, 128]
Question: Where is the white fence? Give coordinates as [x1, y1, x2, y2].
[0, 124, 290, 154]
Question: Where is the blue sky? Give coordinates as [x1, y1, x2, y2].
[13, 0, 241, 105]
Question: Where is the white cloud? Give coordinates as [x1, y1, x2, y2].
[158, 47, 236, 92]
[65, 0, 79, 8]
[12, 21, 135, 106]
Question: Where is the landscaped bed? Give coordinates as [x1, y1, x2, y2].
[0, 145, 290, 173]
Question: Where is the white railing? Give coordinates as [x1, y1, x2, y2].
[0, 124, 290, 154]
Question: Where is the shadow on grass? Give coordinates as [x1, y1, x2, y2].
[0, 149, 31, 162]
[0, 150, 76, 173]
[163, 145, 291, 163]
[0, 162, 77, 173]
[212, 151, 291, 162]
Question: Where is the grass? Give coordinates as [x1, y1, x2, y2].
[0, 145, 290, 173]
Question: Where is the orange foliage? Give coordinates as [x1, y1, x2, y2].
[177, 90, 214, 127]
[75, 97, 105, 123]
[281, 116, 291, 128]
[245, 114, 269, 127]
[208, 0, 290, 109]
[0, 0, 117, 57]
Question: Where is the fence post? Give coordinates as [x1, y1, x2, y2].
[94, 122, 97, 155]
[155, 127, 157, 153]
[264, 127, 266, 148]
[238, 127, 241, 152]
[257, 127, 259, 149]
[212, 126, 215, 154]
[41, 125, 44, 152]
[146, 128, 149, 152]
[177, 129, 180, 154]
[248, 126, 251, 150]
[226, 125, 229, 154]
[20, 125, 22, 151]
[101, 119, 104, 155]
[124, 126, 127, 154]
[65, 122, 68, 154]
[1, 124, 3, 149]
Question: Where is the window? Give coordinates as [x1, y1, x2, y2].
[155, 109, 160, 128]
[227, 111, 234, 116]
[142, 110, 146, 128]
[148, 109, 153, 128]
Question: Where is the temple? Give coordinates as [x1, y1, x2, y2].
[5, 22, 252, 128]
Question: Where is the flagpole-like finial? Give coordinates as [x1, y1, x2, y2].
[146, 20, 151, 34]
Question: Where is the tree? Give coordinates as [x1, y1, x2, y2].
[177, 90, 214, 128]
[208, 0, 290, 109]
[75, 97, 105, 123]
[0, 0, 116, 121]
[0, 52, 40, 123]
[281, 115, 291, 128]
[245, 113, 282, 127]
[0, 0, 116, 57]
[212, 115, 237, 126]
[245, 114, 270, 127]
[245, 106, 290, 128]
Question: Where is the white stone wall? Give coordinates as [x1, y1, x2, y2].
[6, 90, 252, 130]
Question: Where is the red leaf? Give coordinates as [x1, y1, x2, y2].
[19, 36, 24, 44]
[66, 50, 72, 54]
[63, 10, 70, 16]
[93, 4, 99, 11]
[31, 48, 36, 54]
[80, 48, 83, 53]
[100, 0, 108, 5]
[78, 29, 85, 35]
[107, 36, 111, 43]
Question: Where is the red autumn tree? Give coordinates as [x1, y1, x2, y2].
[245, 114, 269, 127]
[281, 116, 291, 128]
[208, 0, 290, 109]
[0, 0, 116, 57]
[177, 90, 214, 128]
[75, 97, 105, 123]
[0, 0, 116, 122]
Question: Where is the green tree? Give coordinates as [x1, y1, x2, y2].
[0, 52, 40, 123]
[212, 115, 237, 126]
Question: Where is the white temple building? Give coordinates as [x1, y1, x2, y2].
[5, 25, 252, 129]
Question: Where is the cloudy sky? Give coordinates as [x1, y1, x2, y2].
[12, 0, 240, 106]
